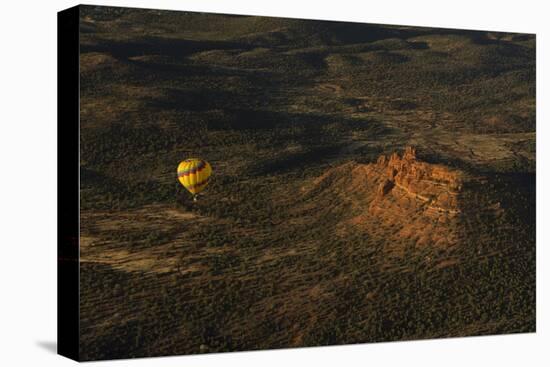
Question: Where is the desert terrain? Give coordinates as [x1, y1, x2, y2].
[77, 6, 535, 360]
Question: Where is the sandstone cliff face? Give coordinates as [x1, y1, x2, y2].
[373, 146, 463, 217]
[302, 147, 499, 254]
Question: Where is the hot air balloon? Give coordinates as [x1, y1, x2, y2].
[177, 158, 212, 201]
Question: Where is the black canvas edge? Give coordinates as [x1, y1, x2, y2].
[58, 4, 81, 362]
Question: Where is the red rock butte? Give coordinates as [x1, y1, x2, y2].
[373, 146, 464, 217]
[302, 147, 497, 253]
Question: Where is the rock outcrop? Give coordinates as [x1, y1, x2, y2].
[302, 147, 499, 254]
[372, 146, 464, 217]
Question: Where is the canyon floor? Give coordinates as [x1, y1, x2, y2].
[77, 6, 535, 360]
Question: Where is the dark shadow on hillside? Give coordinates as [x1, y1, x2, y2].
[251, 145, 344, 176]
[80, 37, 252, 60]
[127, 58, 277, 79]
[146, 88, 240, 112]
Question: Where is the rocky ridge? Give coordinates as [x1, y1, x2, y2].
[303, 147, 499, 253]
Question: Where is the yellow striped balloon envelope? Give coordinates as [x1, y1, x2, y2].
[177, 158, 212, 199]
